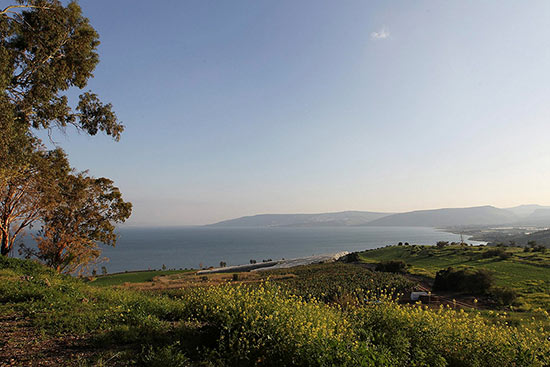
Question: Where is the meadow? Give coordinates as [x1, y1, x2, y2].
[90, 269, 193, 287]
[358, 244, 550, 311]
[2, 255, 550, 366]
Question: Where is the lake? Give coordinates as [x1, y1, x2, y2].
[99, 226, 485, 273]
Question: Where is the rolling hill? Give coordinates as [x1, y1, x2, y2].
[363, 206, 518, 227]
[208, 211, 391, 227]
[208, 205, 550, 228]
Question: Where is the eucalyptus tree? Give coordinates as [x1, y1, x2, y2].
[0, 0, 123, 139]
[32, 172, 132, 274]
[1, 1, 132, 267]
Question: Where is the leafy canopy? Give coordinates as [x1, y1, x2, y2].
[1, 0, 123, 139]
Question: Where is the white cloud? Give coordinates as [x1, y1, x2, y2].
[370, 27, 390, 41]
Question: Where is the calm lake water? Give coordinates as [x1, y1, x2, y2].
[99, 226, 485, 273]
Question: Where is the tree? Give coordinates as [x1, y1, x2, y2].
[31, 172, 131, 274]
[1, 1, 131, 272]
[1, 145, 70, 255]
[1, 1, 123, 140]
[219, 261, 226, 268]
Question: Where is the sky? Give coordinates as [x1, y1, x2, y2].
[39, 0, 550, 226]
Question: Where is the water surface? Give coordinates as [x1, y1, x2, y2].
[99, 226, 484, 273]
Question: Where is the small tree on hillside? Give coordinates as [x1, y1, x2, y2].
[32, 173, 131, 274]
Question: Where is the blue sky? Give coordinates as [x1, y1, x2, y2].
[46, 1, 550, 225]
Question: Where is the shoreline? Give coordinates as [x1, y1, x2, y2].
[197, 251, 350, 274]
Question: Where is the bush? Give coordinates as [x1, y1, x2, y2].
[482, 248, 511, 260]
[375, 260, 407, 273]
[342, 252, 360, 263]
[433, 267, 494, 294]
[490, 287, 518, 306]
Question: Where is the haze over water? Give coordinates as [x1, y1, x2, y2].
[101, 226, 485, 273]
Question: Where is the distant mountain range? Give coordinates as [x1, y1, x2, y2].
[209, 211, 390, 227]
[365, 206, 517, 227]
[208, 205, 550, 228]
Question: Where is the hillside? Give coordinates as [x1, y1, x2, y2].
[358, 243, 550, 310]
[505, 205, 550, 217]
[366, 205, 518, 227]
[489, 228, 550, 247]
[209, 211, 390, 227]
[3, 256, 550, 366]
[208, 205, 550, 228]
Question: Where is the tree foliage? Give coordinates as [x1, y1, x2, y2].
[31, 172, 132, 274]
[1, 143, 70, 255]
[0, 0, 123, 139]
[1, 1, 132, 272]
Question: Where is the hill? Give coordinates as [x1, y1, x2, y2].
[365, 205, 518, 227]
[358, 243, 550, 310]
[505, 205, 550, 218]
[487, 228, 550, 247]
[208, 211, 391, 227]
[3, 256, 550, 366]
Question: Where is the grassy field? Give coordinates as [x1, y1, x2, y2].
[89, 269, 194, 287]
[359, 244, 550, 311]
[2, 255, 550, 366]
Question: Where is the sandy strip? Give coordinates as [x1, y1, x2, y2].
[197, 251, 349, 275]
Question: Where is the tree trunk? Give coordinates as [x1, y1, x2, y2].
[1, 229, 10, 256]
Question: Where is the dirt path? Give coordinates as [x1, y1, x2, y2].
[0, 312, 96, 367]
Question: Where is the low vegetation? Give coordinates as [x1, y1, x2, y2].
[359, 243, 550, 311]
[263, 262, 415, 303]
[2, 256, 550, 366]
[374, 260, 408, 273]
[89, 269, 193, 287]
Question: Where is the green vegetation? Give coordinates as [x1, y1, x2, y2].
[432, 267, 494, 294]
[1, 1, 131, 274]
[89, 269, 193, 287]
[2, 256, 550, 366]
[359, 244, 550, 310]
[374, 260, 408, 273]
[264, 262, 415, 303]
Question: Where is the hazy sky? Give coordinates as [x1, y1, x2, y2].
[46, 1, 550, 226]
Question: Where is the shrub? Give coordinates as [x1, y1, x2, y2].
[482, 248, 511, 260]
[375, 260, 407, 273]
[490, 287, 518, 306]
[433, 267, 494, 294]
[342, 252, 360, 263]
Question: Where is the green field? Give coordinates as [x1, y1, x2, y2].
[89, 269, 193, 286]
[2, 255, 549, 366]
[359, 244, 550, 310]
